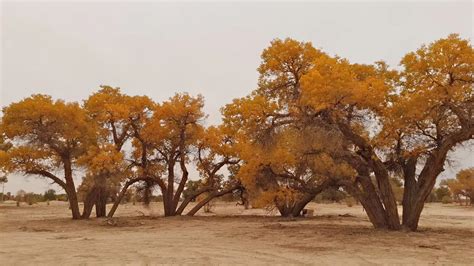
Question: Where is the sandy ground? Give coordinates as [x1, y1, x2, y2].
[0, 201, 473, 265]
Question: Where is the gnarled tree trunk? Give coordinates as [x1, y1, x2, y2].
[335, 120, 401, 230]
[371, 161, 401, 230]
[275, 192, 314, 217]
[82, 187, 97, 219]
[342, 178, 389, 229]
[175, 186, 213, 215]
[65, 184, 81, 220]
[81, 176, 108, 219]
[186, 185, 241, 216]
[64, 159, 81, 220]
[95, 186, 107, 217]
[276, 180, 335, 218]
[107, 177, 149, 218]
[402, 146, 451, 231]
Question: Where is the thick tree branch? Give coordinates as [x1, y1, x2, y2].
[25, 169, 67, 191]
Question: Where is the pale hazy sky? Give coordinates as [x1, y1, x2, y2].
[1, 1, 473, 194]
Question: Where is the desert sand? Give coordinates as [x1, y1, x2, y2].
[0, 201, 473, 265]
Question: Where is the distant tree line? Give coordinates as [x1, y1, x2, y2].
[0, 189, 66, 205]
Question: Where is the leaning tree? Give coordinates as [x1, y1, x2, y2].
[298, 34, 473, 230]
[1, 95, 97, 219]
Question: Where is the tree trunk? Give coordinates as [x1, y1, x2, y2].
[164, 163, 176, 217]
[63, 159, 81, 220]
[357, 194, 388, 229]
[402, 129, 474, 230]
[107, 186, 127, 218]
[402, 178, 438, 231]
[187, 195, 216, 216]
[162, 192, 171, 216]
[65, 184, 81, 219]
[107, 178, 142, 218]
[176, 186, 213, 215]
[82, 187, 97, 219]
[171, 161, 188, 215]
[1, 182, 4, 202]
[94, 176, 107, 217]
[162, 160, 189, 217]
[400, 157, 417, 226]
[290, 193, 316, 217]
[402, 197, 424, 231]
[163, 189, 177, 217]
[276, 202, 293, 217]
[339, 156, 391, 229]
[241, 190, 250, 209]
[402, 180, 417, 226]
[95, 186, 107, 217]
[275, 193, 312, 217]
[334, 121, 400, 230]
[343, 181, 388, 229]
[402, 151, 446, 231]
[82, 176, 108, 218]
[371, 162, 401, 230]
[186, 185, 240, 216]
[351, 170, 400, 230]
